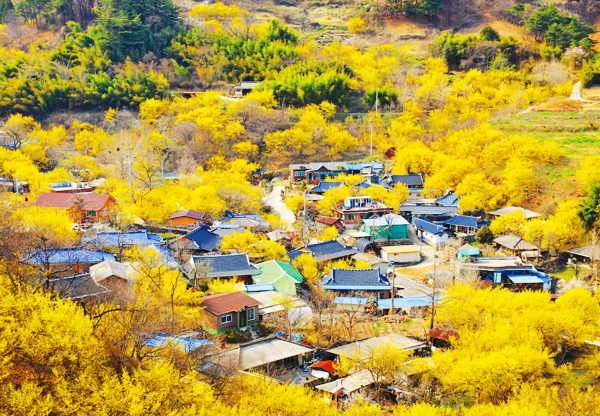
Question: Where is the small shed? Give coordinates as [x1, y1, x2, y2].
[334, 297, 368, 312]
[457, 244, 480, 260]
[380, 245, 421, 263]
[361, 215, 409, 241]
[356, 238, 377, 254]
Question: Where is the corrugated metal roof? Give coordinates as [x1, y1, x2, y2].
[210, 338, 313, 370]
[493, 235, 538, 250]
[508, 275, 544, 284]
[169, 209, 205, 220]
[381, 245, 420, 254]
[184, 228, 222, 251]
[310, 182, 344, 193]
[436, 192, 459, 207]
[316, 370, 376, 394]
[85, 230, 164, 247]
[327, 333, 425, 357]
[49, 273, 110, 300]
[489, 206, 542, 219]
[199, 292, 261, 315]
[26, 248, 116, 265]
[446, 215, 488, 229]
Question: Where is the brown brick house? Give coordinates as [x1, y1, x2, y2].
[199, 292, 261, 332]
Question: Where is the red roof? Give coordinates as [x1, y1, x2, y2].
[428, 328, 459, 342]
[314, 216, 341, 225]
[32, 193, 115, 211]
[309, 360, 337, 373]
[169, 209, 206, 220]
[200, 292, 261, 315]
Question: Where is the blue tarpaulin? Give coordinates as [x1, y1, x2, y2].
[244, 284, 275, 292]
[376, 295, 438, 310]
[334, 297, 368, 305]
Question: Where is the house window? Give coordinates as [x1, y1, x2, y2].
[294, 171, 305, 177]
[102, 208, 107, 216]
[86, 210, 97, 218]
[248, 307, 255, 321]
[187, 223, 195, 228]
[221, 314, 232, 324]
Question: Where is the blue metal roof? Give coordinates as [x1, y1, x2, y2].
[184, 227, 222, 251]
[26, 248, 116, 265]
[508, 275, 544, 284]
[310, 181, 344, 193]
[334, 297, 368, 305]
[86, 230, 164, 247]
[377, 295, 438, 309]
[244, 284, 275, 292]
[413, 218, 448, 235]
[436, 193, 459, 207]
[146, 334, 213, 353]
[323, 268, 390, 290]
[446, 215, 489, 229]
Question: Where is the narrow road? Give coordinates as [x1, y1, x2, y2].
[263, 186, 296, 231]
[401, 224, 436, 270]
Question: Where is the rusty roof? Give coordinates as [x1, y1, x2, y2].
[200, 292, 261, 315]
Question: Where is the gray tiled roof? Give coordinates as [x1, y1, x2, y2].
[192, 253, 261, 278]
[323, 268, 390, 288]
[287, 240, 358, 263]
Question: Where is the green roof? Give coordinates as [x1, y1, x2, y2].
[256, 260, 303, 295]
[276, 261, 303, 283]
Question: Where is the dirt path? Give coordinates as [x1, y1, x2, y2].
[263, 186, 296, 231]
[570, 81, 582, 101]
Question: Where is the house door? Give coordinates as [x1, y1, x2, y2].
[239, 308, 247, 327]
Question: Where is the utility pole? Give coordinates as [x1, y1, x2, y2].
[302, 191, 307, 244]
[128, 147, 133, 204]
[388, 262, 396, 316]
[370, 125, 373, 156]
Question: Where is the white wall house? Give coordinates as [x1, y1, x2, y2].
[380, 246, 421, 263]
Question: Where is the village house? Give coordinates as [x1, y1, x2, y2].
[89, 259, 135, 297]
[50, 181, 93, 193]
[322, 268, 392, 299]
[49, 273, 111, 301]
[327, 333, 426, 361]
[255, 260, 303, 295]
[146, 335, 213, 357]
[232, 81, 262, 98]
[198, 292, 261, 332]
[174, 227, 222, 253]
[381, 174, 424, 193]
[289, 162, 384, 184]
[565, 245, 600, 264]
[218, 211, 269, 228]
[435, 192, 459, 207]
[169, 209, 206, 228]
[32, 193, 117, 224]
[413, 218, 450, 246]
[488, 206, 542, 221]
[191, 253, 262, 282]
[380, 245, 421, 263]
[201, 338, 314, 384]
[493, 234, 539, 257]
[84, 230, 164, 248]
[287, 239, 358, 263]
[397, 204, 457, 223]
[445, 214, 490, 236]
[457, 256, 552, 291]
[361, 214, 409, 241]
[332, 196, 393, 225]
[26, 247, 117, 277]
[313, 215, 344, 233]
[308, 181, 344, 194]
[247, 289, 310, 322]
